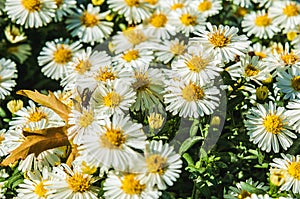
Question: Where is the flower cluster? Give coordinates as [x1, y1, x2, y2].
[1, 0, 300, 198]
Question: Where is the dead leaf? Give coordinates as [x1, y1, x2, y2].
[66, 144, 79, 167]
[17, 90, 71, 123]
[1, 126, 70, 166]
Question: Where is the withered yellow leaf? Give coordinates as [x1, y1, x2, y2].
[17, 90, 71, 123]
[1, 126, 70, 166]
[66, 144, 79, 167]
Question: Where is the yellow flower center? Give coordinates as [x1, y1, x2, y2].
[182, 83, 205, 101]
[144, 0, 158, 5]
[185, 55, 208, 72]
[263, 114, 283, 135]
[54, 0, 63, 7]
[0, 135, 5, 145]
[28, 108, 48, 122]
[125, 0, 139, 7]
[281, 53, 299, 65]
[288, 161, 300, 180]
[146, 154, 167, 174]
[95, 66, 116, 82]
[283, 3, 299, 17]
[180, 14, 197, 26]
[147, 113, 164, 130]
[81, 161, 97, 175]
[255, 14, 272, 27]
[245, 64, 260, 77]
[208, 30, 230, 47]
[291, 76, 300, 91]
[53, 45, 72, 64]
[34, 181, 47, 197]
[171, 3, 184, 10]
[256, 86, 269, 101]
[100, 126, 126, 148]
[22, 0, 41, 12]
[121, 174, 146, 195]
[75, 60, 92, 75]
[254, 51, 267, 59]
[92, 0, 104, 6]
[78, 109, 94, 128]
[103, 91, 122, 108]
[198, 0, 212, 12]
[170, 42, 185, 55]
[67, 172, 91, 193]
[150, 13, 168, 28]
[287, 31, 298, 41]
[122, 49, 139, 62]
[132, 72, 150, 91]
[123, 29, 147, 45]
[237, 190, 251, 199]
[81, 12, 99, 27]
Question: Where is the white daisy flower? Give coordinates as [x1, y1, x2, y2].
[0, 58, 17, 100]
[5, 0, 56, 29]
[244, 101, 296, 153]
[249, 42, 270, 60]
[276, 67, 300, 100]
[103, 170, 161, 199]
[169, 7, 206, 36]
[242, 10, 281, 39]
[9, 100, 64, 131]
[68, 107, 107, 145]
[269, 0, 300, 30]
[61, 47, 111, 90]
[143, 9, 175, 39]
[154, 37, 187, 64]
[53, 0, 76, 22]
[17, 168, 53, 199]
[139, 140, 182, 190]
[171, 44, 223, 85]
[48, 163, 99, 199]
[192, 23, 251, 63]
[66, 3, 114, 45]
[227, 55, 269, 82]
[193, 0, 222, 18]
[78, 114, 147, 171]
[164, 79, 220, 118]
[92, 79, 136, 115]
[111, 26, 155, 54]
[270, 153, 300, 194]
[286, 99, 300, 133]
[130, 64, 165, 111]
[38, 38, 82, 80]
[1, 128, 24, 156]
[262, 42, 300, 76]
[159, 0, 191, 11]
[107, 0, 152, 24]
[113, 47, 154, 69]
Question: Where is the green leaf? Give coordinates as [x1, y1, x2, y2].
[182, 153, 194, 166]
[179, 136, 202, 155]
[189, 119, 199, 137]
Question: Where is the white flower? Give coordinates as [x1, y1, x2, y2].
[286, 99, 300, 133]
[53, 0, 76, 22]
[276, 67, 300, 100]
[193, 0, 223, 18]
[244, 101, 296, 153]
[0, 58, 17, 99]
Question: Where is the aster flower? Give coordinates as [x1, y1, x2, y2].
[242, 10, 280, 39]
[249, 42, 270, 60]
[48, 163, 99, 199]
[103, 171, 161, 199]
[244, 101, 296, 153]
[92, 79, 136, 115]
[169, 7, 206, 36]
[276, 67, 300, 100]
[66, 4, 114, 45]
[78, 114, 147, 171]
[38, 38, 82, 80]
[193, 0, 223, 18]
[192, 23, 251, 63]
[164, 78, 220, 118]
[270, 153, 300, 194]
[107, 0, 152, 24]
[4, 25, 27, 44]
[154, 37, 187, 64]
[269, 0, 300, 30]
[53, 0, 76, 22]
[159, 0, 191, 11]
[171, 44, 223, 85]
[0, 58, 17, 100]
[5, 0, 56, 29]
[139, 140, 182, 190]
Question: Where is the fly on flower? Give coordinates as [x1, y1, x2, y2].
[72, 87, 95, 111]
